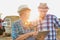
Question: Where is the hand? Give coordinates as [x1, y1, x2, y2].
[27, 22, 37, 29]
[28, 31, 38, 36]
[32, 31, 38, 37]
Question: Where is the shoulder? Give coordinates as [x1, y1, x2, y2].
[13, 20, 20, 25]
[12, 20, 21, 27]
[46, 14, 57, 18]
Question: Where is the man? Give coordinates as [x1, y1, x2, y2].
[37, 3, 60, 40]
[11, 5, 38, 40]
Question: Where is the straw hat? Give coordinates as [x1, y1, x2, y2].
[38, 3, 48, 8]
[18, 5, 30, 12]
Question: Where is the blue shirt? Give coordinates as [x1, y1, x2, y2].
[11, 20, 35, 40]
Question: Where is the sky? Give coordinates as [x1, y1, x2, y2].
[0, 0, 60, 21]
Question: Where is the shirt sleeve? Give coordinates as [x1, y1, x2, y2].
[53, 15, 60, 28]
[11, 22, 23, 40]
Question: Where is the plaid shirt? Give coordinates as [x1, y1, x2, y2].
[37, 14, 60, 40]
[11, 20, 36, 40]
[11, 14, 60, 40]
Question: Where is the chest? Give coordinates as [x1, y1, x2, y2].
[37, 18, 55, 31]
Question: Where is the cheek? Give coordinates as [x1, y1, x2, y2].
[26, 14, 30, 18]
[42, 13, 46, 15]
[24, 13, 30, 18]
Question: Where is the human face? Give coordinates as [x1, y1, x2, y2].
[19, 10, 30, 20]
[38, 7, 49, 17]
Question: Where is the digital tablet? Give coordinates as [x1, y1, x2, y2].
[36, 31, 49, 40]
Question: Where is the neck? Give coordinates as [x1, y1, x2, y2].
[39, 14, 46, 22]
[20, 18, 27, 22]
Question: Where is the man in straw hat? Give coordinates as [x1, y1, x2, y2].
[11, 5, 38, 40]
[37, 3, 60, 40]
